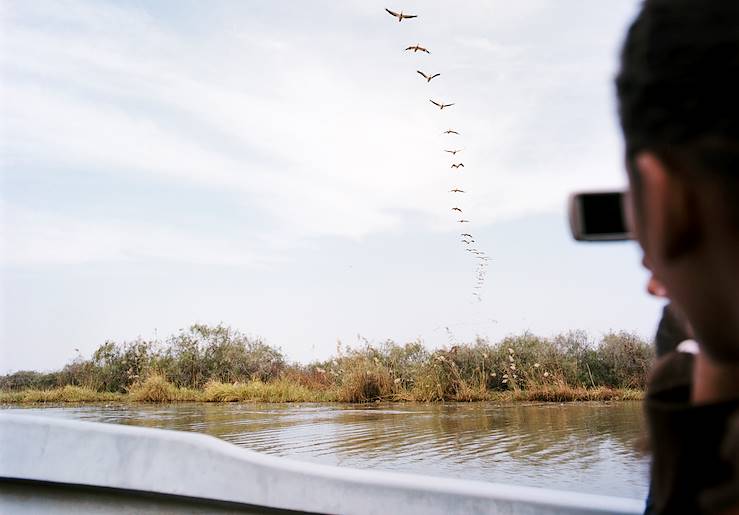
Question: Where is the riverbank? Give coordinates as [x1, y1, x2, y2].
[2, 325, 653, 404]
[0, 378, 643, 404]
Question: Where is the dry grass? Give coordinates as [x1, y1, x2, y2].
[410, 352, 491, 402]
[204, 379, 330, 402]
[510, 386, 643, 402]
[0, 384, 643, 404]
[0, 385, 122, 403]
[336, 362, 394, 402]
[1, 371, 643, 405]
[128, 374, 178, 402]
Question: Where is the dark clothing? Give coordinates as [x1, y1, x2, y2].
[654, 304, 692, 358]
[645, 351, 739, 514]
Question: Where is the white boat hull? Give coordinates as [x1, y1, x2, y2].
[0, 413, 644, 514]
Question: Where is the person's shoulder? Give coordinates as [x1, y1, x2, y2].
[646, 348, 694, 403]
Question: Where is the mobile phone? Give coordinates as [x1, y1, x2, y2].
[568, 191, 633, 241]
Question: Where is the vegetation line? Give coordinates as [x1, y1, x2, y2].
[1, 324, 653, 404]
[0, 382, 643, 404]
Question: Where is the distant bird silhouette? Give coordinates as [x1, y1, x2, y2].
[417, 70, 440, 82]
[461, 233, 473, 237]
[430, 99, 453, 109]
[462, 239, 475, 244]
[451, 163, 464, 169]
[458, 219, 470, 223]
[406, 44, 430, 53]
[386, 8, 417, 21]
[443, 129, 460, 135]
[450, 188, 465, 193]
[445, 149, 463, 155]
[452, 207, 462, 213]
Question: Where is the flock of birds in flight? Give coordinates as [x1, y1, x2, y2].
[385, 8, 491, 301]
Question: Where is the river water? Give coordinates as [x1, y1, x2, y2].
[2, 401, 649, 499]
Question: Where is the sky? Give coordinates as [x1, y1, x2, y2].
[0, 0, 664, 373]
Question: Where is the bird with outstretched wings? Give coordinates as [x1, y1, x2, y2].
[386, 8, 417, 21]
[430, 99, 454, 109]
[417, 70, 440, 83]
[405, 44, 430, 53]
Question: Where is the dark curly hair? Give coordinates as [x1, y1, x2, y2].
[616, 0, 739, 220]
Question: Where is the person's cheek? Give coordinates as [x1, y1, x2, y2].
[624, 188, 645, 248]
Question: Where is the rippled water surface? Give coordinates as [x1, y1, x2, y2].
[3, 402, 649, 499]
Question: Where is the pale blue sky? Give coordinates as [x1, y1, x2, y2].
[0, 0, 663, 372]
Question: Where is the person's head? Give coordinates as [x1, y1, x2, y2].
[616, 0, 739, 361]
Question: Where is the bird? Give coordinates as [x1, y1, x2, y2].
[417, 70, 440, 82]
[386, 8, 417, 21]
[451, 163, 464, 169]
[445, 149, 463, 155]
[406, 44, 430, 53]
[452, 207, 463, 213]
[462, 239, 475, 244]
[430, 99, 453, 109]
[443, 129, 460, 135]
[458, 219, 470, 223]
[461, 233, 473, 237]
[450, 188, 465, 193]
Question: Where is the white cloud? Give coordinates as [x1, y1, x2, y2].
[0, 203, 274, 266]
[1, 0, 638, 264]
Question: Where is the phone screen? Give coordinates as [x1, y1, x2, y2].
[581, 192, 627, 236]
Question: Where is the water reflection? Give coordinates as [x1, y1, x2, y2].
[2, 402, 648, 498]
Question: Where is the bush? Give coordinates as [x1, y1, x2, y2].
[0, 370, 60, 390]
[595, 332, 654, 388]
[159, 324, 285, 388]
[336, 356, 394, 402]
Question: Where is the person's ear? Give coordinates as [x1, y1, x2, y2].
[634, 152, 701, 263]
